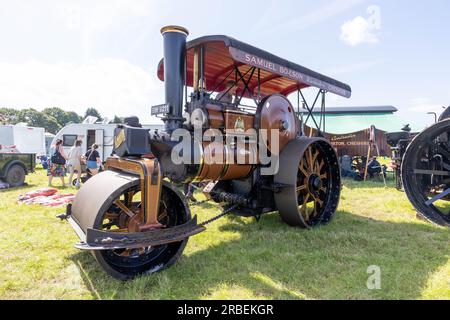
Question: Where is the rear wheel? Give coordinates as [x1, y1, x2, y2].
[5, 164, 26, 187]
[274, 138, 341, 228]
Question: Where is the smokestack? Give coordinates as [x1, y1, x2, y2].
[160, 25, 189, 132]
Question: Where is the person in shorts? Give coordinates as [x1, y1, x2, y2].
[85, 144, 101, 175]
[48, 139, 68, 187]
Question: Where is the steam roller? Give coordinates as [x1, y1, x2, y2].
[65, 25, 352, 279]
[402, 112, 450, 227]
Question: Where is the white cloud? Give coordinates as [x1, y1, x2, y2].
[0, 59, 164, 124]
[340, 16, 379, 46]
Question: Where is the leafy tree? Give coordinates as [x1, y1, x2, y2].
[84, 108, 102, 121]
[65, 111, 82, 124]
[42, 107, 82, 126]
[0, 108, 21, 124]
[0, 107, 82, 133]
[113, 115, 123, 124]
[17, 108, 61, 133]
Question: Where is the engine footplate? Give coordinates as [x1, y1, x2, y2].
[75, 216, 205, 250]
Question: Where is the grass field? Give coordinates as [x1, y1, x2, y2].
[0, 167, 449, 300]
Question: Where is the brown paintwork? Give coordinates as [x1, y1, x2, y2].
[106, 157, 162, 231]
[224, 110, 255, 133]
[256, 94, 297, 154]
[157, 37, 351, 99]
[205, 103, 225, 128]
[194, 141, 254, 182]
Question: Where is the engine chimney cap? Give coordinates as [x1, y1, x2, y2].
[160, 25, 189, 36]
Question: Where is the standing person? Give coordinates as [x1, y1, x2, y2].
[85, 144, 101, 175]
[67, 139, 83, 188]
[48, 139, 68, 187]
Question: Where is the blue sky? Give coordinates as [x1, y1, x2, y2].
[0, 0, 449, 130]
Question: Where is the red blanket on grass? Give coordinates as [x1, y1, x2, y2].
[18, 188, 75, 207]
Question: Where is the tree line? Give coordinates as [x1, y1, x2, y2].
[0, 107, 123, 134]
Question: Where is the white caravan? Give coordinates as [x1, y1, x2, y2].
[51, 119, 164, 162]
[0, 124, 46, 156]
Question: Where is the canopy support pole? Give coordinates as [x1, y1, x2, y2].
[235, 66, 258, 106]
[300, 89, 323, 136]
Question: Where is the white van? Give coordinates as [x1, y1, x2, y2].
[52, 121, 164, 162]
[0, 124, 46, 156]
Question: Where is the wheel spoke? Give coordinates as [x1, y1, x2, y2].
[104, 212, 119, 220]
[300, 194, 311, 220]
[299, 158, 308, 176]
[413, 169, 450, 176]
[314, 196, 324, 207]
[113, 200, 136, 218]
[312, 150, 320, 172]
[308, 147, 313, 170]
[158, 210, 168, 221]
[125, 190, 135, 207]
[296, 184, 307, 193]
[317, 160, 325, 174]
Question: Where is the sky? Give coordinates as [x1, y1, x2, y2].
[0, 0, 449, 130]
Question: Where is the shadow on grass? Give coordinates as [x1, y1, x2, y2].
[70, 209, 449, 300]
[0, 183, 39, 193]
[342, 177, 397, 190]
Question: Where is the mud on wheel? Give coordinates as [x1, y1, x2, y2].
[402, 119, 450, 227]
[274, 137, 341, 228]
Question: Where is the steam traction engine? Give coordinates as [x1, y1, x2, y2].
[65, 26, 352, 279]
[401, 107, 450, 227]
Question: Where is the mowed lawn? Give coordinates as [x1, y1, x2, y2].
[0, 167, 449, 300]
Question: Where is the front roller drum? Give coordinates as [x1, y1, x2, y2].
[70, 170, 191, 280]
[274, 137, 341, 228]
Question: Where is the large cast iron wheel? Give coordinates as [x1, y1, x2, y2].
[274, 137, 341, 228]
[71, 170, 191, 280]
[402, 119, 450, 227]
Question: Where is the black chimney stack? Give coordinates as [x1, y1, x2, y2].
[160, 25, 189, 132]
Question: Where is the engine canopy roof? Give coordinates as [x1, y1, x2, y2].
[157, 35, 352, 99]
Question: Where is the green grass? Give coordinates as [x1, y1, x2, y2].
[0, 168, 449, 300]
